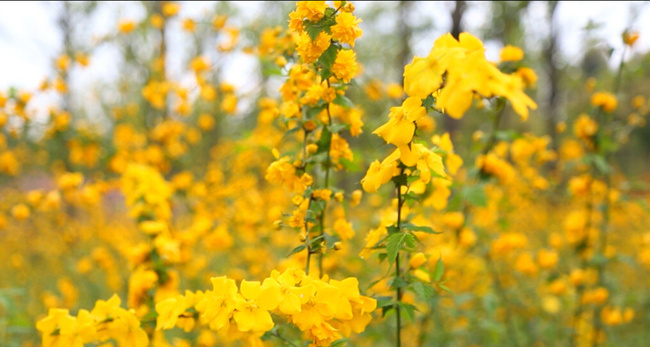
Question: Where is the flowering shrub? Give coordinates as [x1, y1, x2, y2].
[0, 1, 647, 346]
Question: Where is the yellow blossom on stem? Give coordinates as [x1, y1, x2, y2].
[331, 12, 362, 47]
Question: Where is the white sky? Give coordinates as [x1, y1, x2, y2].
[0, 1, 648, 93]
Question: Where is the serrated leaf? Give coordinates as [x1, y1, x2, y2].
[386, 232, 406, 264]
[318, 43, 339, 80]
[403, 233, 416, 249]
[433, 257, 444, 282]
[399, 302, 416, 323]
[438, 284, 453, 293]
[412, 281, 435, 301]
[389, 276, 409, 289]
[303, 20, 323, 41]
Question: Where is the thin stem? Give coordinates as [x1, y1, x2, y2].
[317, 98, 334, 278]
[481, 104, 505, 156]
[395, 167, 405, 347]
[304, 196, 314, 276]
[590, 44, 626, 347]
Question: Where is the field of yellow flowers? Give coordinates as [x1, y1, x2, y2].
[0, 1, 649, 346]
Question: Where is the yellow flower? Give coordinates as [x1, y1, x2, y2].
[360, 150, 400, 193]
[196, 276, 238, 331]
[404, 33, 536, 120]
[537, 249, 559, 269]
[233, 280, 281, 332]
[332, 49, 359, 83]
[333, 218, 355, 240]
[150, 14, 164, 29]
[573, 114, 598, 140]
[409, 252, 427, 268]
[296, 31, 331, 63]
[156, 295, 188, 330]
[117, 19, 136, 33]
[623, 30, 640, 46]
[182, 18, 196, 32]
[372, 97, 426, 146]
[500, 45, 524, 62]
[331, 12, 362, 47]
[11, 203, 30, 221]
[591, 91, 617, 113]
[294, 1, 328, 22]
[396, 144, 446, 183]
[162, 2, 180, 17]
[442, 211, 464, 230]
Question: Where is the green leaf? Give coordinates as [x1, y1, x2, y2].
[386, 232, 407, 264]
[306, 152, 328, 164]
[422, 94, 435, 111]
[318, 43, 340, 80]
[339, 157, 360, 172]
[375, 296, 394, 308]
[331, 339, 349, 347]
[287, 244, 307, 257]
[403, 233, 416, 249]
[402, 223, 442, 234]
[390, 277, 409, 290]
[304, 20, 324, 41]
[592, 154, 611, 175]
[328, 123, 348, 133]
[412, 281, 435, 301]
[309, 200, 326, 214]
[495, 130, 519, 141]
[438, 284, 453, 293]
[432, 257, 444, 282]
[316, 127, 332, 154]
[399, 302, 416, 323]
[391, 173, 408, 186]
[463, 185, 487, 207]
[333, 94, 355, 108]
[305, 104, 327, 119]
[382, 304, 394, 317]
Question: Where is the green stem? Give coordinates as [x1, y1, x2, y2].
[317, 100, 334, 278]
[395, 168, 405, 347]
[589, 45, 626, 347]
[304, 196, 313, 276]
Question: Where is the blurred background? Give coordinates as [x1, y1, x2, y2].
[1, 1, 649, 179]
[1, 2, 650, 346]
